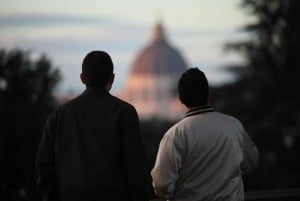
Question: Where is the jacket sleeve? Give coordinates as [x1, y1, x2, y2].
[36, 111, 59, 201]
[151, 129, 183, 199]
[120, 105, 148, 201]
[240, 129, 259, 174]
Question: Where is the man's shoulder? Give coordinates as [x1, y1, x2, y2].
[211, 111, 244, 131]
[163, 119, 186, 139]
[216, 111, 242, 123]
[47, 94, 83, 117]
[55, 96, 78, 111]
[176, 110, 244, 131]
[110, 94, 137, 110]
[110, 94, 131, 104]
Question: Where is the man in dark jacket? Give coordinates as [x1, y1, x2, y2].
[36, 51, 148, 201]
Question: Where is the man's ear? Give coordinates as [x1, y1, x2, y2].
[80, 73, 86, 84]
[108, 73, 115, 86]
[105, 73, 115, 91]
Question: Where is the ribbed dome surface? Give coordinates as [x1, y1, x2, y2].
[131, 23, 187, 76]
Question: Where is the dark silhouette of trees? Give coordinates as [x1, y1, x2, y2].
[212, 0, 300, 190]
[0, 49, 61, 201]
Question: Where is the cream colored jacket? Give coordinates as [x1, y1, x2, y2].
[151, 106, 259, 201]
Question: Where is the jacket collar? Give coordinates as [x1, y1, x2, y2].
[84, 86, 109, 94]
[184, 105, 214, 118]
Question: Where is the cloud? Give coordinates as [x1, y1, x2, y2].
[0, 13, 114, 27]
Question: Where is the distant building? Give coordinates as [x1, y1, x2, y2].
[119, 22, 188, 120]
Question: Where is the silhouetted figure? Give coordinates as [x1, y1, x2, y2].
[151, 68, 259, 201]
[36, 51, 148, 201]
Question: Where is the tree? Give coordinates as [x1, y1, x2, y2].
[212, 0, 300, 190]
[0, 49, 61, 201]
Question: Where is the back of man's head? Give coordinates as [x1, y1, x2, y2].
[82, 51, 114, 87]
[178, 68, 209, 108]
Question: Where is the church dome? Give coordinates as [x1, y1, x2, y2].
[131, 23, 187, 76]
[120, 22, 188, 119]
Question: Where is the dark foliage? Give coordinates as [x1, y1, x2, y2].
[0, 49, 61, 201]
[212, 0, 300, 190]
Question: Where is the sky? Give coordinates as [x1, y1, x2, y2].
[0, 0, 250, 95]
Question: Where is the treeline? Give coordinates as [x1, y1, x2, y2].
[0, 49, 61, 200]
[212, 0, 300, 190]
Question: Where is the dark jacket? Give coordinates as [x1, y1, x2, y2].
[36, 87, 148, 201]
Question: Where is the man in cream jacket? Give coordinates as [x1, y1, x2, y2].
[151, 68, 259, 201]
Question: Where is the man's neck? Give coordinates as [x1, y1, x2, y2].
[186, 105, 209, 111]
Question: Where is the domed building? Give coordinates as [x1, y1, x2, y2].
[119, 22, 188, 119]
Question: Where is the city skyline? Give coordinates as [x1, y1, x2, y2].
[0, 0, 250, 94]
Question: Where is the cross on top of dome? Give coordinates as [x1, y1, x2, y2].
[152, 21, 166, 42]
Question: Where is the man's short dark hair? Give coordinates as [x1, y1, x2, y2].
[178, 68, 209, 107]
[82, 51, 114, 87]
